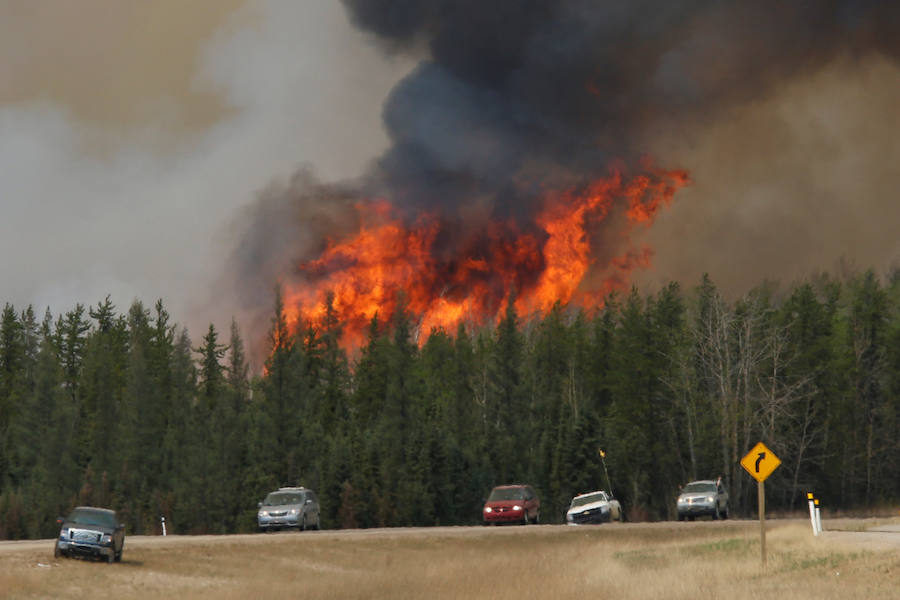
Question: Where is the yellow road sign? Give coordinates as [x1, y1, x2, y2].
[740, 442, 781, 482]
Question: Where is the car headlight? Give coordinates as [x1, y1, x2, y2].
[259, 510, 269, 517]
[289, 509, 298, 516]
[101, 534, 112, 544]
[707, 496, 715, 503]
[512, 505, 522, 511]
[484, 507, 492, 513]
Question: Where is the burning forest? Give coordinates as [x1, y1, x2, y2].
[229, 0, 900, 355]
[282, 164, 689, 349]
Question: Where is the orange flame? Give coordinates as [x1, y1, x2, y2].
[282, 164, 688, 350]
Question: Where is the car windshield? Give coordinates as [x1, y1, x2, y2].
[66, 508, 116, 528]
[488, 487, 525, 501]
[682, 482, 716, 493]
[570, 492, 607, 507]
[263, 492, 304, 506]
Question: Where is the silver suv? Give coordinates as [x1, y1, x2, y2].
[676, 479, 729, 521]
[257, 487, 321, 531]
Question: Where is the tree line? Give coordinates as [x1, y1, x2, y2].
[1, 269, 899, 539]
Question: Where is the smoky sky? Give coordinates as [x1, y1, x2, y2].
[0, 1, 413, 357]
[342, 0, 899, 201]
[232, 0, 900, 327]
[4, 1, 898, 363]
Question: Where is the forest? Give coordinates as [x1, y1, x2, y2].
[1, 269, 899, 539]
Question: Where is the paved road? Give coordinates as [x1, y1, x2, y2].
[821, 523, 900, 550]
[3, 519, 899, 556]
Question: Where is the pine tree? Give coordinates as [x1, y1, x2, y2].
[260, 285, 299, 486]
[0, 304, 24, 489]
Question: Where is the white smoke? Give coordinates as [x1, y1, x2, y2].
[0, 0, 413, 337]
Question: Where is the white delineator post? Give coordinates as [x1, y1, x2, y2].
[161, 516, 167, 536]
[814, 499, 822, 534]
[807, 492, 818, 536]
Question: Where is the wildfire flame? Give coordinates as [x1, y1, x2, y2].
[282, 164, 689, 350]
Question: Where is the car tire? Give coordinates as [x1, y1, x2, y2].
[107, 551, 115, 564]
[523, 511, 529, 525]
[53, 543, 61, 559]
[301, 515, 307, 531]
[713, 506, 720, 520]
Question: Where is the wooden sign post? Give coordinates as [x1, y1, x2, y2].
[740, 442, 781, 566]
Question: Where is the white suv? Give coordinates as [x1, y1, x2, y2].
[257, 487, 321, 531]
[676, 479, 728, 521]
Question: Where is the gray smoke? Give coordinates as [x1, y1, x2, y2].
[230, 0, 900, 344]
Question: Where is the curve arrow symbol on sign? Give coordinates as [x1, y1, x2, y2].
[742, 442, 780, 483]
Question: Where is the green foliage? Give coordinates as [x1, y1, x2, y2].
[2, 268, 900, 537]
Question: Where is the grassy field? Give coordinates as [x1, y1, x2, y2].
[2, 519, 899, 599]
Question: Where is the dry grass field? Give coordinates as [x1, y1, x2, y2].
[2, 518, 899, 599]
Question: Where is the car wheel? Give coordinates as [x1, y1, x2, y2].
[688, 516, 695, 522]
[301, 515, 307, 532]
[523, 511, 529, 525]
[53, 543, 61, 559]
[107, 551, 115, 564]
[713, 506, 720, 520]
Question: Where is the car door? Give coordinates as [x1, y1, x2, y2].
[113, 518, 125, 555]
[526, 486, 539, 520]
[607, 495, 620, 521]
[307, 491, 320, 525]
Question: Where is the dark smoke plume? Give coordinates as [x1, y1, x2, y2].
[229, 0, 900, 340]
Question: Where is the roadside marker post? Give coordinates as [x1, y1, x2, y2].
[598, 448, 613, 496]
[741, 442, 781, 566]
[807, 493, 818, 536]
[814, 498, 822, 534]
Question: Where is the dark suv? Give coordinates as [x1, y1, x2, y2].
[54, 506, 125, 563]
[257, 487, 321, 531]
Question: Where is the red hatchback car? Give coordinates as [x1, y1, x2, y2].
[482, 484, 540, 525]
